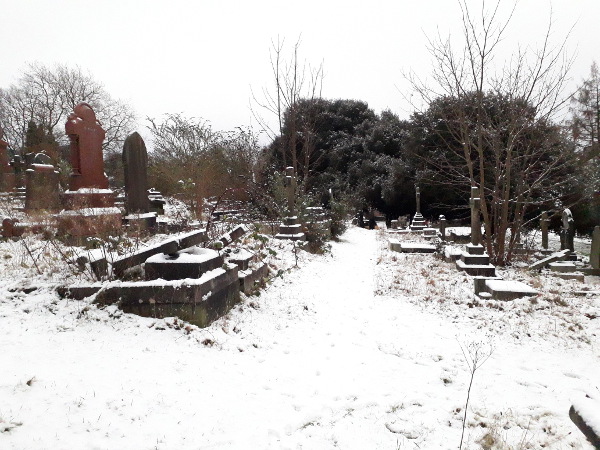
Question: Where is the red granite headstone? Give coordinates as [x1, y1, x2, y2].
[65, 103, 109, 191]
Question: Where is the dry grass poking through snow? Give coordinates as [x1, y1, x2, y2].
[375, 230, 600, 347]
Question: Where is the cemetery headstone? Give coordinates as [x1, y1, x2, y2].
[25, 152, 60, 211]
[122, 132, 150, 214]
[560, 208, 575, 252]
[65, 102, 109, 191]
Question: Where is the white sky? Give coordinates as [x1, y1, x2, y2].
[1, 0, 598, 139]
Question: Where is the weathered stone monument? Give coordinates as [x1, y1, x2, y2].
[560, 208, 575, 252]
[122, 132, 150, 214]
[275, 167, 305, 241]
[58, 103, 120, 243]
[540, 211, 551, 253]
[24, 152, 60, 211]
[0, 127, 15, 192]
[456, 186, 496, 276]
[410, 186, 427, 231]
[63, 102, 114, 208]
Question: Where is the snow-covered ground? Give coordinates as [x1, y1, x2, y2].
[1, 226, 599, 449]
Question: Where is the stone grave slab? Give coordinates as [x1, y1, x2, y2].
[529, 249, 570, 271]
[145, 247, 223, 281]
[111, 229, 207, 278]
[549, 261, 577, 273]
[483, 279, 538, 300]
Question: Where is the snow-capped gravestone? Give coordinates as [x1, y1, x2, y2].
[456, 186, 496, 276]
[276, 166, 305, 241]
[0, 127, 15, 192]
[24, 152, 60, 211]
[410, 186, 427, 231]
[560, 208, 575, 253]
[58, 103, 120, 244]
[123, 132, 150, 214]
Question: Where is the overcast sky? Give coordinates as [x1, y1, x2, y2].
[1, 0, 598, 141]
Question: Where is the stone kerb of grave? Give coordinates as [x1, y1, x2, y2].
[59, 265, 240, 328]
[569, 394, 600, 448]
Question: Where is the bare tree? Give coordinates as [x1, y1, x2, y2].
[406, 0, 576, 264]
[0, 63, 136, 156]
[251, 36, 324, 188]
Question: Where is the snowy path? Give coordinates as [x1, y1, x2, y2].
[1, 226, 597, 449]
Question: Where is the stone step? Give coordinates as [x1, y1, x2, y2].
[549, 261, 577, 273]
[456, 259, 496, 276]
[461, 253, 491, 265]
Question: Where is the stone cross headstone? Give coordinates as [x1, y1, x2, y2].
[65, 102, 109, 191]
[439, 214, 447, 241]
[122, 132, 150, 214]
[541, 211, 550, 250]
[590, 226, 600, 270]
[470, 186, 481, 246]
[560, 208, 575, 252]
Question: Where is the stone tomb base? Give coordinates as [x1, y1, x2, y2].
[123, 212, 157, 232]
[276, 216, 306, 241]
[58, 265, 240, 328]
[456, 244, 496, 277]
[145, 247, 224, 280]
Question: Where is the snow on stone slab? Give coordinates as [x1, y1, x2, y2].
[1, 226, 598, 449]
[485, 279, 538, 296]
[146, 247, 218, 264]
[570, 395, 600, 447]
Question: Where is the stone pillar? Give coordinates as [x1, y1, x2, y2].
[470, 186, 481, 246]
[123, 132, 150, 214]
[591, 226, 600, 270]
[285, 166, 296, 216]
[541, 211, 550, 250]
[10, 155, 26, 189]
[439, 215, 447, 241]
[415, 186, 421, 215]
